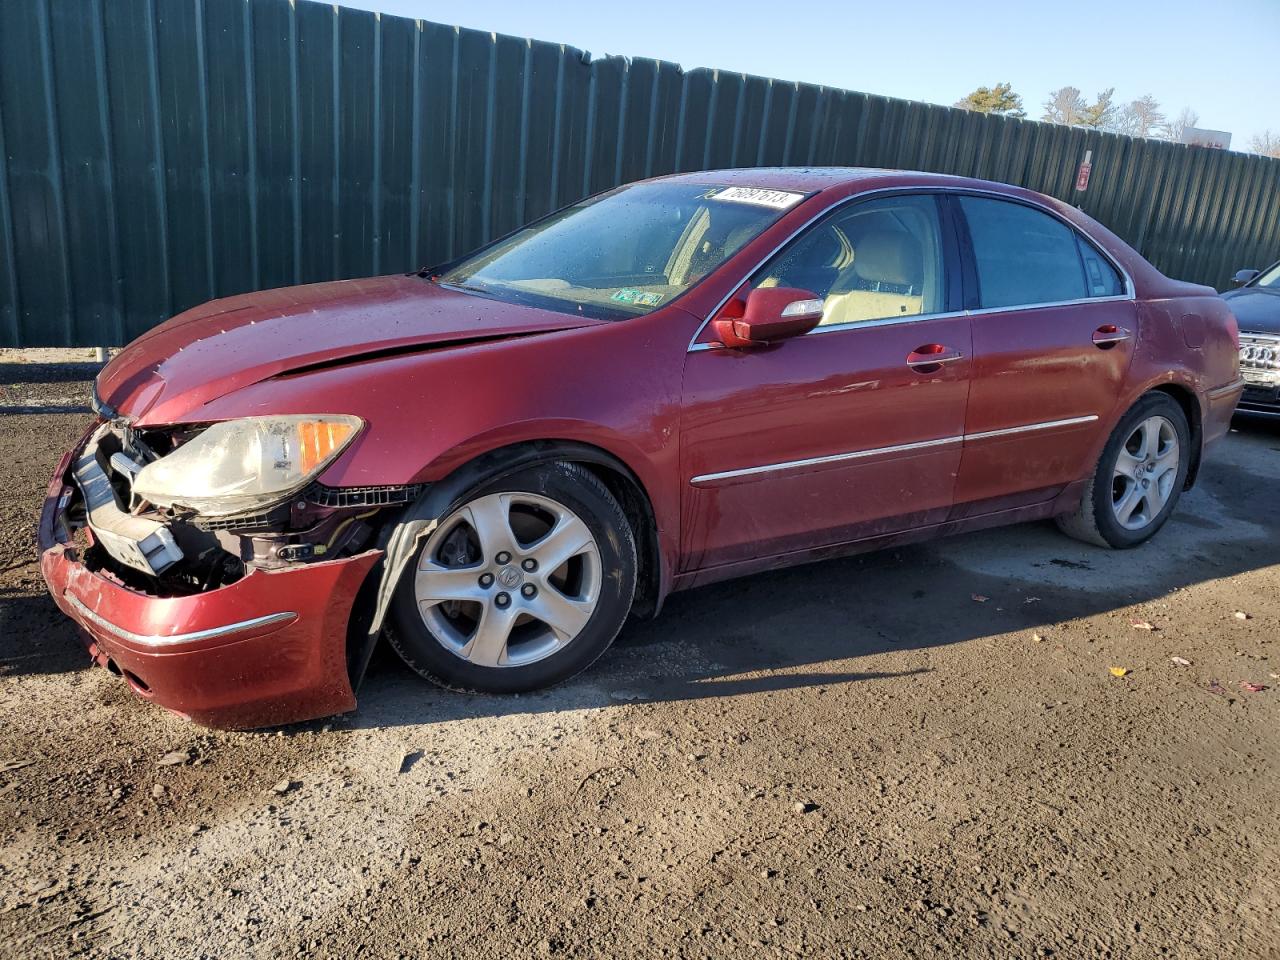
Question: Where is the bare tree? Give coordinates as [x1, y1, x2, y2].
[1042, 87, 1120, 129]
[1116, 95, 1166, 138]
[1249, 131, 1280, 159]
[1166, 107, 1200, 143]
[1042, 86, 1087, 125]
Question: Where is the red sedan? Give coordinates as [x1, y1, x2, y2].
[39, 168, 1243, 728]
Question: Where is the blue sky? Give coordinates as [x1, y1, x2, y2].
[329, 0, 1279, 151]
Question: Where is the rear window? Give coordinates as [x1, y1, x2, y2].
[959, 196, 1089, 309]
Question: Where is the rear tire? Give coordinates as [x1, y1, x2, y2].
[387, 462, 637, 693]
[1055, 393, 1190, 549]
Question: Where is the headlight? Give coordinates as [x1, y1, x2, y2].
[133, 415, 363, 517]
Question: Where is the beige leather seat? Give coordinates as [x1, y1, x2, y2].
[821, 230, 924, 326]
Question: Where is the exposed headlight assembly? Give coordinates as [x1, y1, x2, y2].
[132, 415, 363, 517]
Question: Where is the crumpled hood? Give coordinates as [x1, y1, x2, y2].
[1222, 287, 1280, 335]
[96, 275, 604, 424]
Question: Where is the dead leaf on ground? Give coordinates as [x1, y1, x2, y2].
[1110, 667, 1130, 678]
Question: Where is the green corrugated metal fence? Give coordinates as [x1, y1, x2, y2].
[2, 0, 1279, 347]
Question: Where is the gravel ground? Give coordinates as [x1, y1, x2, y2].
[1, 362, 1277, 959]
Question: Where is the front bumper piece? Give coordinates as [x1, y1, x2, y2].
[39, 438, 382, 729]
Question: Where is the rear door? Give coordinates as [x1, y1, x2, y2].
[949, 194, 1137, 515]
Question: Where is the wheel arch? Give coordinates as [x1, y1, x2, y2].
[347, 438, 668, 691]
[1146, 383, 1203, 489]
[437, 438, 667, 620]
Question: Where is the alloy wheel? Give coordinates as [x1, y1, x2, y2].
[1111, 415, 1180, 531]
[413, 492, 602, 667]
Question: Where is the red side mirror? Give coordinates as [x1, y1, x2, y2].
[712, 287, 824, 348]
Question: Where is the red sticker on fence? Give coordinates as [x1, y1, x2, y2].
[1075, 151, 1093, 192]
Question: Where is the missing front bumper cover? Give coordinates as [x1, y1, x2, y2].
[72, 428, 184, 576]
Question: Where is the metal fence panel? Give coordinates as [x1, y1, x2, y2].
[1, 0, 1278, 347]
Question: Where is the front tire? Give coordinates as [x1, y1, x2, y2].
[388, 462, 637, 693]
[1056, 393, 1191, 549]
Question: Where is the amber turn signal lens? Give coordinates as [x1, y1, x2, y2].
[297, 419, 357, 474]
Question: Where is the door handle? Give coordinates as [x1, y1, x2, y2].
[1092, 324, 1131, 348]
[906, 344, 964, 372]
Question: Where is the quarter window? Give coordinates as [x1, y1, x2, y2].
[959, 196, 1102, 309]
[749, 194, 946, 327]
[1076, 235, 1124, 297]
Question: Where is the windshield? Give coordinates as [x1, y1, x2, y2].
[1255, 261, 1280, 289]
[437, 182, 807, 319]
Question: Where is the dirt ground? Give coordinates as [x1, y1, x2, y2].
[1, 362, 1277, 959]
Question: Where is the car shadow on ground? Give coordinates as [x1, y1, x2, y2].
[5, 420, 1280, 733]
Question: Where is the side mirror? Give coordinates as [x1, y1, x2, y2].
[1232, 268, 1260, 288]
[712, 287, 824, 349]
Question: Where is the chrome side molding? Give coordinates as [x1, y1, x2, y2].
[690, 415, 1100, 486]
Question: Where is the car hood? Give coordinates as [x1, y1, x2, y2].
[96, 275, 606, 424]
[1222, 287, 1280, 335]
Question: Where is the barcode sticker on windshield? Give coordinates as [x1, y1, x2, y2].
[709, 187, 805, 209]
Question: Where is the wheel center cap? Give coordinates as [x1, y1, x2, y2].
[497, 566, 522, 589]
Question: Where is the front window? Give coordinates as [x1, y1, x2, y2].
[1254, 261, 1280, 289]
[436, 183, 806, 319]
[748, 194, 946, 327]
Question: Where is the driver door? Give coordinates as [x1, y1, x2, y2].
[679, 193, 972, 571]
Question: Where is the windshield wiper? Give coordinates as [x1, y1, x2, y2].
[435, 280, 492, 296]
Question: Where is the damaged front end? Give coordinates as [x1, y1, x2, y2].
[67, 419, 410, 598]
[40, 418, 417, 728]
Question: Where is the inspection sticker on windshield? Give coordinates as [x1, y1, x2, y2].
[708, 186, 805, 209]
[611, 288, 665, 307]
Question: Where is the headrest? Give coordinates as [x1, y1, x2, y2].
[853, 231, 922, 286]
[805, 228, 845, 268]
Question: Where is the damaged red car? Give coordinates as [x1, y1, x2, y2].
[40, 168, 1244, 728]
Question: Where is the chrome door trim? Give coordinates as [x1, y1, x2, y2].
[965, 293, 1135, 320]
[1091, 330, 1133, 344]
[67, 595, 297, 648]
[686, 185, 1136, 353]
[690, 414, 1101, 486]
[687, 310, 971, 352]
[907, 353, 964, 368]
[690, 436, 964, 486]
[964, 415, 1099, 441]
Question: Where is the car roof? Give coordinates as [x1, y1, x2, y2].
[649, 166, 1012, 194]
[648, 166, 1205, 300]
